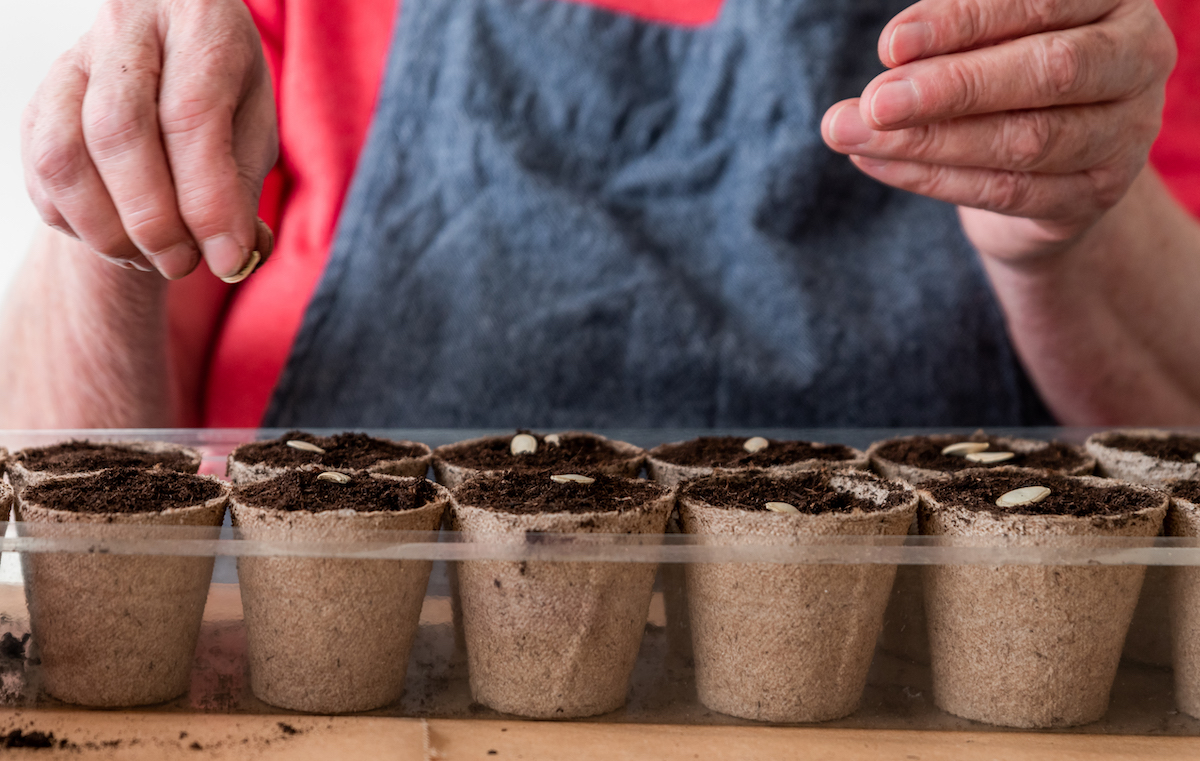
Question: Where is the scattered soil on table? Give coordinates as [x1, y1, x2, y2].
[234, 431, 428, 469]
[14, 441, 194, 475]
[1170, 480, 1200, 505]
[651, 437, 857, 468]
[235, 470, 436, 513]
[439, 432, 632, 471]
[873, 435, 1089, 473]
[1103, 433, 1200, 464]
[455, 471, 663, 515]
[682, 470, 906, 514]
[0, 729, 71, 749]
[923, 470, 1161, 518]
[23, 468, 222, 514]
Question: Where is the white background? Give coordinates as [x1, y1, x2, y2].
[0, 0, 106, 294]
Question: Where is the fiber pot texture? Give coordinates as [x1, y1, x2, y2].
[679, 470, 917, 723]
[7, 440, 202, 494]
[1084, 430, 1199, 668]
[16, 469, 228, 708]
[647, 436, 868, 489]
[1167, 483, 1200, 718]
[451, 472, 672, 719]
[432, 431, 644, 489]
[919, 468, 1167, 729]
[871, 433, 1095, 667]
[230, 472, 450, 713]
[226, 431, 432, 484]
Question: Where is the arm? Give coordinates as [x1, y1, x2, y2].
[981, 167, 1200, 425]
[821, 0, 1194, 424]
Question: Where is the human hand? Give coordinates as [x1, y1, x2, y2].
[21, 0, 277, 281]
[820, 0, 1176, 263]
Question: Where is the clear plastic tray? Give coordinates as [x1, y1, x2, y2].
[0, 428, 1197, 734]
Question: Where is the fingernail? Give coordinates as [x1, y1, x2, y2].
[855, 157, 891, 171]
[203, 234, 249, 280]
[829, 104, 874, 146]
[871, 80, 920, 127]
[889, 22, 932, 64]
[147, 241, 200, 280]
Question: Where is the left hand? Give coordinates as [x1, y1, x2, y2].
[820, 0, 1176, 263]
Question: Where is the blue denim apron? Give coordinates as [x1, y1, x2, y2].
[264, 0, 1053, 428]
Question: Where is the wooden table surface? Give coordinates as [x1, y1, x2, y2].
[2, 710, 1200, 760]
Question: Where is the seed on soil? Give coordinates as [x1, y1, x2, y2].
[964, 451, 1015, 464]
[1194, 452, 1200, 464]
[550, 474, 595, 485]
[941, 441, 990, 457]
[995, 486, 1052, 508]
[544, 434, 561, 447]
[286, 440, 327, 454]
[764, 501, 800, 514]
[743, 437, 769, 453]
[316, 471, 352, 484]
[510, 434, 538, 456]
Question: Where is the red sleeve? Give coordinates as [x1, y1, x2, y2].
[1151, 0, 1200, 218]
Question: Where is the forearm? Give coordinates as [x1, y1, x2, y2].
[982, 167, 1200, 425]
[0, 227, 175, 429]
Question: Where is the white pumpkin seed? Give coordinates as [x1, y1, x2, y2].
[743, 436, 770, 453]
[218, 249, 261, 284]
[317, 471, 351, 484]
[545, 434, 562, 447]
[551, 474, 595, 485]
[510, 433, 538, 456]
[286, 439, 326, 454]
[996, 486, 1051, 508]
[764, 501, 800, 514]
[941, 441, 990, 457]
[1194, 452, 1200, 464]
[965, 451, 1015, 464]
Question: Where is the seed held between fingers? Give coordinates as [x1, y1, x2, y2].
[510, 434, 538, 456]
[765, 501, 800, 514]
[743, 437, 770, 454]
[551, 474, 594, 485]
[965, 451, 1015, 464]
[317, 471, 351, 484]
[218, 249, 261, 284]
[996, 486, 1051, 508]
[941, 441, 990, 457]
[287, 440, 326, 454]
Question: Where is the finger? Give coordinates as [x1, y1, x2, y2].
[23, 51, 149, 267]
[824, 97, 1156, 174]
[159, 1, 274, 281]
[880, 0, 1120, 67]
[863, 8, 1171, 130]
[81, 6, 201, 280]
[848, 155, 1132, 225]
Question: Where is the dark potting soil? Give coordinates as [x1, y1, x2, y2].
[1102, 433, 1200, 464]
[24, 468, 223, 514]
[872, 435, 1090, 473]
[233, 431, 428, 470]
[234, 470, 437, 513]
[682, 470, 907, 514]
[14, 441, 196, 475]
[454, 471, 664, 515]
[650, 437, 857, 468]
[1170, 480, 1200, 505]
[0, 729, 65, 749]
[438, 432, 637, 472]
[923, 470, 1163, 518]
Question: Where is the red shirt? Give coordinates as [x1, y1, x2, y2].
[178, 0, 1200, 428]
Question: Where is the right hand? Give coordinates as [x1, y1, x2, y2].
[21, 0, 277, 281]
